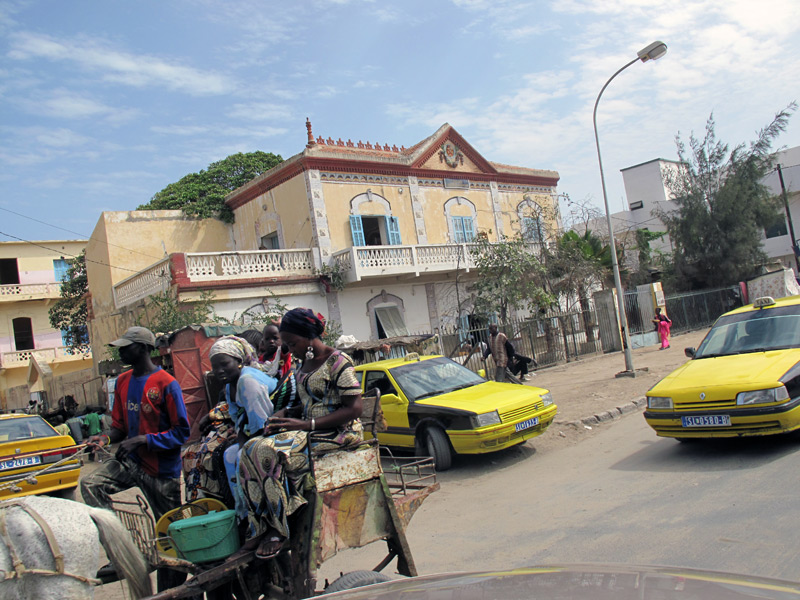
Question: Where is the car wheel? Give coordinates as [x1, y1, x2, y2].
[323, 570, 392, 594]
[423, 427, 453, 471]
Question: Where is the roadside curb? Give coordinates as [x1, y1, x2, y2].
[555, 396, 647, 430]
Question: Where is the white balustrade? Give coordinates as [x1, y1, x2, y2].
[185, 250, 315, 282]
[0, 346, 91, 368]
[0, 282, 60, 300]
[113, 258, 172, 308]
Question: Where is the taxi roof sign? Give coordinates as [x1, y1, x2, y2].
[753, 296, 776, 309]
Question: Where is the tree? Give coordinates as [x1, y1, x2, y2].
[138, 151, 283, 222]
[661, 104, 796, 290]
[48, 251, 89, 350]
[469, 234, 552, 323]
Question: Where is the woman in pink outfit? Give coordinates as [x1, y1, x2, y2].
[653, 307, 672, 349]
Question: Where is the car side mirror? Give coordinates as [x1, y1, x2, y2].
[685, 347, 696, 358]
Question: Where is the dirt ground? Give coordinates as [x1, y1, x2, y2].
[91, 328, 710, 598]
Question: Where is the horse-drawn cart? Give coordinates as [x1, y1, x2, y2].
[110, 420, 438, 598]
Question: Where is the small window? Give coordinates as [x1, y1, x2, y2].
[13, 317, 34, 351]
[522, 216, 543, 242]
[451, 216, 475, 243]
[53, 258, 70, 282]
[350, 216, 401, 246]
[765, 218, 788, 239]
[374, 306, 408, 338]
[629, 201, 644, 210]
[259, 233, 280, 250]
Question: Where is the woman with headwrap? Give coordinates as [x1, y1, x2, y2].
[237, 308, 363, 560]
[209, 336, 277, 521]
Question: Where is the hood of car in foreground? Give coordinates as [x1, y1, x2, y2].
[415, 381, 550, 413]
[651, 350, 800, 395]
[320, 563, 800, 599]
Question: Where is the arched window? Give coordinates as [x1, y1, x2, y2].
[517, 198, 543, 242]
[444, 197, 477, 243]
[367, 292, 408, 339]
[349, 191, 402, 246]
[12, 317, 34, 351]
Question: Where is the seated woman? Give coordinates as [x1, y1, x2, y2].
[209, 336, 277, 522]
[237, 308, 363, 560]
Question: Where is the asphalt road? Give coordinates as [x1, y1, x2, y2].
[388, 411, 800, 582]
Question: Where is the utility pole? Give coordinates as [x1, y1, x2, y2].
[777, 163, 800, 274]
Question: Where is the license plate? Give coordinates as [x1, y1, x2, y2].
[681, 415, 731, 427]
[0, 455, 41, 471]
[515, 417, 540, 432]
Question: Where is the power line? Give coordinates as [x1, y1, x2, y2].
[0, 206, 165, 262]
[0, 231, 145, 274]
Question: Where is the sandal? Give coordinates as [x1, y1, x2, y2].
[255, 534, 285, 560]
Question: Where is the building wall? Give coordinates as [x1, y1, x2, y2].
[86, 211, 235, 369]
[337, 282, 433, 340]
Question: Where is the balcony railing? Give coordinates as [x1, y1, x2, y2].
[184, 249, 316, 282]
[331, 243, 479, 282]
[0, 282, 62, 302]
[0, 346, 92, 369]
[113, 258, 172, 309]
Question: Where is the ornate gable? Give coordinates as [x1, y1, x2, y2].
[411, 125, 498, 175]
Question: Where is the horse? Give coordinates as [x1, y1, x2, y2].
[0, 495, 152, 599]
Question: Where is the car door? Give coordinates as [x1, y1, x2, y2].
[362, 369, 413, 448]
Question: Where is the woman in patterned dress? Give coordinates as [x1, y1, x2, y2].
[237, 308, 363, 560]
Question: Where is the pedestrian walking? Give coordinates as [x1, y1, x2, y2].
[652, 307, 672, 349]
[484, 324, 509, 382]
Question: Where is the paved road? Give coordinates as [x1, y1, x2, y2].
[396, 412, 800, 581]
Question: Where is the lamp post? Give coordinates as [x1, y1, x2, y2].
[593, 40, 667, 374]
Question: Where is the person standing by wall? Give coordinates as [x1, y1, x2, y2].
[484, 324, 509, 382]
[652, 307, 672, 350]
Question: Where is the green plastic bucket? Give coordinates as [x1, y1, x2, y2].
[167, 509, 239, 563]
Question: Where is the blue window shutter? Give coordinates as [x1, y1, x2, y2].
[349, 215, 365, 246]
[452, 217, 464, 243]
[53, 259, 69, 282]
[462, 217, 475, 242]
[386, 216, 402, 245]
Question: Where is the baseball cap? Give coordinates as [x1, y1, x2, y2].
[109, 326, 156, 348]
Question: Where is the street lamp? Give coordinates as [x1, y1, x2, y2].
[593, 40, 667, 375]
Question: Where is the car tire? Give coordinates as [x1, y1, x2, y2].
[323, 570, 392, 594]
[423, 427, 453, 471]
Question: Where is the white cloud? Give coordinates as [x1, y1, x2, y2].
[226, 102, 293, 121]
[7, 31, 233, 95]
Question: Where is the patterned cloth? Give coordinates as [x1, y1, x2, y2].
[181, 402, 236, 504]
[237, 350, 363, 539]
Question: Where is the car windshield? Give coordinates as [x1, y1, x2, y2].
[0, 416, 56, 442]
[694, 304, 800, 358]
[389, 357, 486, 401]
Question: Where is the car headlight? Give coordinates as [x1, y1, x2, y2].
[540, 392, 554, 407]
[647, 396, 673, 409]
[471, 410, 501, 428]
[736, 386, 790, 405]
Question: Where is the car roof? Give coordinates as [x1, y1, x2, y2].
[356, 354, 444, 370]
[723, 294, 800, 317]
[0, 413, 42, 421]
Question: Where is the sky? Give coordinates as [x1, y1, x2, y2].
[1, 0, 800, 246]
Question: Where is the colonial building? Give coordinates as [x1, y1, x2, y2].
[87, 123, 561, 363]
[0, 239, 93, 410]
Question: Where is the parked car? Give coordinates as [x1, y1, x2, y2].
[354, 354, 557, 470]
[644, 295, 800, 440]
[0, 414, 81, 499]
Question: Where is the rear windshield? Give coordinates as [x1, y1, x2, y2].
[0, 416, 57, 442]
[694, 304, 800, 358]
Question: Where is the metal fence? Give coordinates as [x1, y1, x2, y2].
[664, 287, 743, 333]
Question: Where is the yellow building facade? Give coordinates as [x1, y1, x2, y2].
[0, 240, 93, 409]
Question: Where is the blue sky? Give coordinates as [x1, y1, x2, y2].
[1, 0, 799, 244]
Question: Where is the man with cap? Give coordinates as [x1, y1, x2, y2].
[82, 326, 190, 520]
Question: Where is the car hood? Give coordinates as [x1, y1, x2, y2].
[416, 381, 549, 413]
[651, 350, 800, 398]
[320, 563, 800, 599]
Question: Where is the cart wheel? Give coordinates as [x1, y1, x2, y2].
[423, 427, 453, 471]
[323, 570, 392, 594]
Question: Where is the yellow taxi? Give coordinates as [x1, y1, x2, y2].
[0, 413, 81, 499]
[644, 295, 800, 440]
[354, 354, 557, 470]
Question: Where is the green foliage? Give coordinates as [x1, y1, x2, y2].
[630, 228, 666, 286]
[469, 235, 552, 322]
[48, 250, 89, 350]
[137, 289, 216, 335]
[662, 104, 795, 290]
[321, 318, 343, 348]
[315, 262, 348, 292]
[138, 151, 283, 222]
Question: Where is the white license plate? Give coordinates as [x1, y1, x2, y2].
[681, 415, 731, 427]
[0, 455, 41, 471]
[515, 417, 540, 432]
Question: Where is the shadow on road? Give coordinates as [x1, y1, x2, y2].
[610, 433, 800, 473]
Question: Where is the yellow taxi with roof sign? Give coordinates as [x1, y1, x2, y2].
[644, 295, 800, 439]
[354, 353, 557, 470]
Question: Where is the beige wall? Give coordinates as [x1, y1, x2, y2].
[232, 176, 312, 251]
